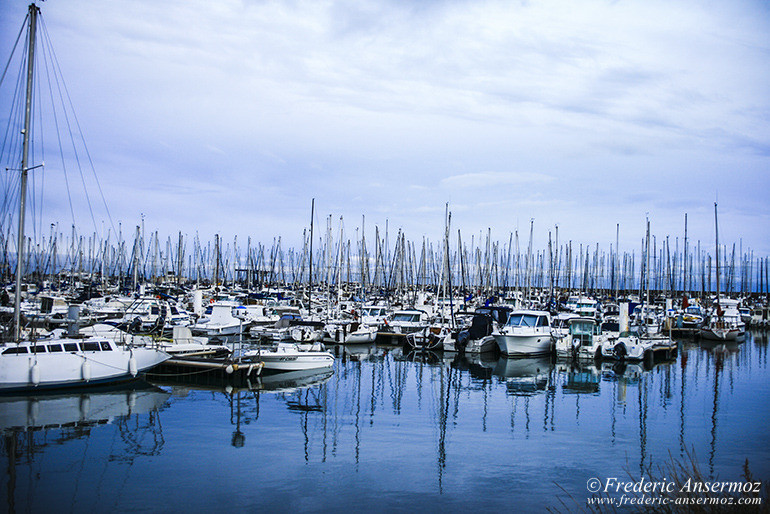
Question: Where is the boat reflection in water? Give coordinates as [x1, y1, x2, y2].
[2, 334, 766, 513]
[557, 362, 601, 395]
[492, 356, 552, 395]
[147, 367, 333, 448]
[1, 382, 170, 513]
[0, 382, 170, 434]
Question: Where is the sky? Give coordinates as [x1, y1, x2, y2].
[1, 0, 769, 259]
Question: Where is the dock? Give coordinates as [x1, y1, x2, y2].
[147, 355, 265, 389]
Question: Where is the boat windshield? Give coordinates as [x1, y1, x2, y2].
[570, 321, 596, 336]
[506, 314, 545, 327]
[392, 313, 420, 322]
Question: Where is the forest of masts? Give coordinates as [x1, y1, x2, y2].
[1, 214, 769, 301]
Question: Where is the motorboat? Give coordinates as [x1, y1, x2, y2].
[243, 342, 334, 373]
[452, 306, 512, 354]
[552, 311, 580, 339]
[118, 296, 193, 333]
[384, 309, 430, 336]
[290, 321, 326, 343]
[343, 322, 378, 344]
[493, 310, 554, 356]
[190, 301, 250, 337]
[404, 324, 450, 351]
[554, 317, 609, 360]
[359, 305, 390, 329]
[699, 298, 746, 342]
[600, 334, 654, 361]
[575, 297, 598, 318]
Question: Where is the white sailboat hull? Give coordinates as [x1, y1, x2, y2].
[0, 340, 169, 393]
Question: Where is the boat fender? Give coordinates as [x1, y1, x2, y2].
[30, 360, 40, 386]
[225, 364, 234, 374]
[129, 351, 138, 377]
[82, 359, 92, 381]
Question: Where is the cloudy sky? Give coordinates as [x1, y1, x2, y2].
[1, 0, 768, 259]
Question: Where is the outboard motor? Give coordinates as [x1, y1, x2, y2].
[456, 331, 470, 352]
[128, 316, 142, 334]
[571, 337, 581, 358]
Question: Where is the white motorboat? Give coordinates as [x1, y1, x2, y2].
[699, 299, 746, 342]
[552, 312, 580, 339]
[191, 301, 249, 336]
[600, 334, 654, 361]
[344, 322, 378, 344]
[243, 342, 334, 372]
[384, 309, 430, 336]
[405, 324, 450, 351]
[290, 321, 326, 343]
[359, 305, 390, 329]
[554, 317, 609, 360]
[252, 312, 306, 342]
[574, 297, 598, 319]
[82, 295, 134, 320]
[493, 310, 554, 356]
[120, 296, 173, 332]
[452, 306, 512, 354]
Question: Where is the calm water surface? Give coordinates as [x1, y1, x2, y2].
[2, 331, 769, 513]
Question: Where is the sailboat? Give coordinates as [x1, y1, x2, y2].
[0, 3, 169, 392]
[699, 203, 746, 342]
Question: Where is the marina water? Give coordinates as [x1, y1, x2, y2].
[2, 331, 769, 512]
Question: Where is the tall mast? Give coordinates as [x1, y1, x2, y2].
[714, 202, 720, 309]
[308, 198, 314, 299]
[14, 3, 39, 342]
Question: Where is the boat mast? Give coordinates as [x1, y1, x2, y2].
[309, 198, 314, 303]
[714, 202, 720, 313]
[13, 3, 39, 343]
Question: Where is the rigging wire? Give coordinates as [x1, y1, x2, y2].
[38, 19, 77, 229]
[0, 34, 30, 259]
[1, 10, 122, 277]
[41, 16, 117, 237]
[40, 18, 79, 225]
[0, 12, 28, 90]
